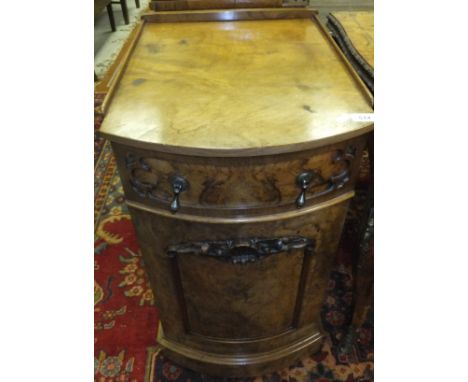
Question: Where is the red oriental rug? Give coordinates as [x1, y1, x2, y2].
[94, 111, 373, 382]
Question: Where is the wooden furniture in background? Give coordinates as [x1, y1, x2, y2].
[98, 8, 374, 376]
[148, 0, 308, 11]
[327, 11, 374, 93]
[95, 0, 117, 31]
[149, 0, 279, 11]
[95, 0, 140, 28]
[95, 0, 117, 80]
[111, 0, 144, 25]
[327, 11, 374, 355]
[111, 0, 130, 24]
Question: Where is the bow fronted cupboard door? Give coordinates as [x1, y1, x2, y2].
[99, 7, 373, 377]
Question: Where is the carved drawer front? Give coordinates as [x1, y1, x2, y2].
[112, 137, 365, 216]
[167, 236, 314, 340]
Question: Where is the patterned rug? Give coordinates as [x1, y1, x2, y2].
[94, 114, 373, 382]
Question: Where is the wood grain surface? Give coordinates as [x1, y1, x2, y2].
[99, 12, 373, 155]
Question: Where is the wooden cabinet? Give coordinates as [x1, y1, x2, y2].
[99, 8, 373, 376]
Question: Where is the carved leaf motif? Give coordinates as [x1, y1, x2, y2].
[167, 236, 315, 264]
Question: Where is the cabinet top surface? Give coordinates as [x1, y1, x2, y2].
[100, 15, 373, 155]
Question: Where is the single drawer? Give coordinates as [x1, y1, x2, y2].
[111, 136, 366, 217]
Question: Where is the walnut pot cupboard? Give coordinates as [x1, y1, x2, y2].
[98, 8, 374, 377]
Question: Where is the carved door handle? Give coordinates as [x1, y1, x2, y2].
[170, 175, 189, 213]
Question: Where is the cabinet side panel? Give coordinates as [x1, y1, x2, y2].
[297, 199, 350, 327]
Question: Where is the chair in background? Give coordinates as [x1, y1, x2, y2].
[94, 0, 116, 32]
[110, 0, 140, 25]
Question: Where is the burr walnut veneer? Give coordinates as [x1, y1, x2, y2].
[99, 8, 373, 376]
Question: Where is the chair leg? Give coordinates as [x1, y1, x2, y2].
[121, 0, 129, 25]
[106, 3, 116, 32]
[135, 0, 140, 8]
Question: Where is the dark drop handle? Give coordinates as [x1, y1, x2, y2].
[170, 175, 189, 213]
[295, 171, 315, 208]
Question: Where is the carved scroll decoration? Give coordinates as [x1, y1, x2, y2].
[125, 152, 159, 198]
[167, 236, 315, 264]
[331, 144, 357, 188]
[295, 145, 356, 208]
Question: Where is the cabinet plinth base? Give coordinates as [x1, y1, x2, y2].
[157, 326, 324, 377]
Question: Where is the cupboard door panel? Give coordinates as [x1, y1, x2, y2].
[179, 250, 302, 339]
